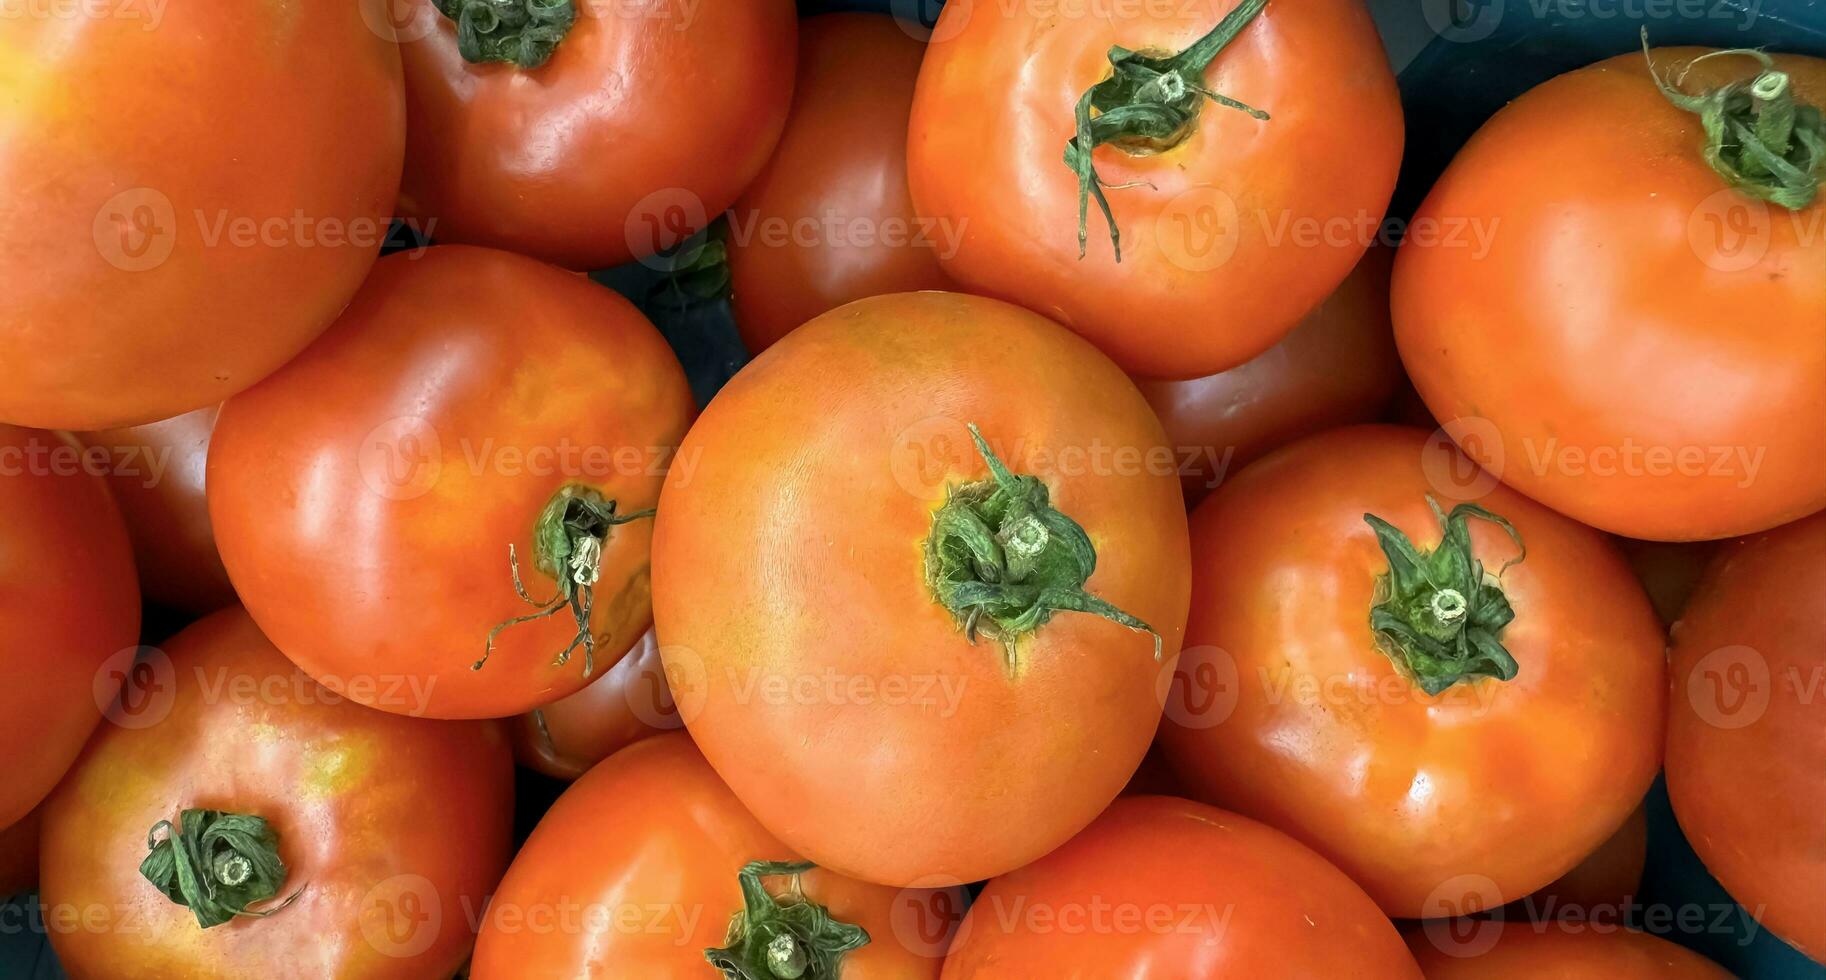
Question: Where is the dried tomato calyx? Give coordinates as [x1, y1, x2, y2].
[704, 862, 868, 980]
[140, 808, 303, 929]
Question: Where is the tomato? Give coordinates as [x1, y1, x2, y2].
[209, 246, 694, 720]
[652, 291, 1190, 887]
[1160, 425, 1665, 916]
[473, 733, 962, 978]
[39, 607, 514, 979]
[1619, 539, 1723, 628]
[939, 795, 1418, 978]
[0, 426, 140, 829]
[1509, 803, 1648, 922]
[1392, 47, 1826, 542]
[1137, 247, 1401, 502]
[907, 0, 1402, 379]
[726, 13, 953, 354]
[396, 0, 796, 270]
[0, 806, 41, 897]
[1406, 926, 1731, 979]
[511, 628, 678, 780]
[0, 1, 403, 430]
[1666, 510, 1826, 961]
[81, 407, 236, 616]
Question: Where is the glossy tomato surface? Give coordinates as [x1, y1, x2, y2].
[1393, 48, 1826, 541]
[0, 426, 141, 829]
[510, 628, 678, 780]
[0, 1, 403, 429]
[940, 795, 1420, 979]
[652, 292, 1190, 887]
[209, 246, 694, 719]
[908, 0, 1402, 379]
[728, 13, 953, 354]
[82, 407, 236, 616]
[1667, 510, 1826, 961]
[1138, 247, 1401, 501]
[1160, 425, 1666, 916]
[473, 733, 962, 978]
[1407, 926, 1732, 979]
[39, 607, 514, 979]
[397, 0, 797, 270]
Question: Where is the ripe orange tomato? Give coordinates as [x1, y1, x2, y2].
[908, 0, 1402, 379]
[727, 13, 953, 354]
[510, 628, 677, 780]
[397, 0, 797, 270]
[0, 425, 140, 830]
[40, 607, 514, 979]
[473, 733, 963, 978]
[1393, 48, 1826, 541]
[1666, 510, 1826, 961]
[1161, 425, 1665, 916]
[940, 796, 1419, 979]
[1137, 247, 1401, 502]
[652, 292, 1190, 887]
[81, 407, 236, 616]
[0, 1, 403, 430]
[1407, 926, 1731, 979]
[209, 246, 694, 720]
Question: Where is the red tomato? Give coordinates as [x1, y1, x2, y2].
[0, 1, 403, 429]
[81, 407, 236, 616]
[652, 292, 1190, 887]
[908, 0, 1402, 379]
[940, 795, 1419, 978]
[473, 733, 963, 978]
[1137, 247, 1401, 502]
[727, 13, 954, 354]
[1161, 425, 1666, 916]
[0, 426, 140, 829]
[510, 628, 678, 780]
[0, 806, 41, 897]
[1393, 48, 1826, 541]
[209, 246, 695, 720]
[1666, 510, 1826, 961]
[39, 607, 514, 979]
[396, 0, 797, 270]
[1407, 926, 1731, 979]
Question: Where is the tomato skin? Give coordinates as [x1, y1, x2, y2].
[727, 13, 953, 354]
[397, 0, 797, 270]
[0, 2, 403, 430]
[39, 607, 514, 980]
[0, 426, 141, 829]
[0, 806, 42, 896]
[1666, 510, 1826, 961]
[1137, 247, 1400, 502]
[907, 0, 1402, 379]
[1511, 803, 1647, 921]
[1160, 425, 1665, 916]
[1406, 927, 1731, 979]
[940, 796, 1419, 979]
[1392, 49, 1826, 542]
[81, 407, 236, 616]
[652, 292, 1190, 887]
[208, 246, 695, 720]
[510, 628, 678, 780]
[473, 733, 961, 978]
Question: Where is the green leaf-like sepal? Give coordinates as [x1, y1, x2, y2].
[704, 862, 869, 980]
[140, 809, 299, 930]
[433, 0, 576, 70]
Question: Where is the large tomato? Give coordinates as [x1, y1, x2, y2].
[1407, 927, 1731, 979]
[1666, 510, 1826, 961]
[1393, 48, 1826, 541]
[1137, 247, 1400, 501]
[0, 1, 403, 430]
[473, 733, 963, 977]
[511, 627, 678, 780]
[82, 407, 236, 616]
[39, 607, 514, 979]
[652, 292, 1190, 887]
[396, 0, 797, 270]
[1160, 425, 1665, 916]
[209, 246, 694, 720]
[0, 425, 140, 829]
[940, 795, 1419, 978]
[907, 0, 1402, 379]
[727, 13, 953, 354]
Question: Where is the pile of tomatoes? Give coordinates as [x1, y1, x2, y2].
[2, 0, 1822, 977]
